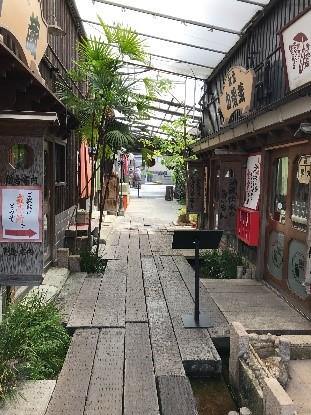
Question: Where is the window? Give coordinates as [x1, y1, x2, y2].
[8, 144, 33, 169]
[271, 157, 288, 224]
[291, 155, 310, 232]
[55, 144, 66, 183]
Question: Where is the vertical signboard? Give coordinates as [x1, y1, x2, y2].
[186, 160, 204, 214]
[218, 161, 243, 231]
[0, 132, 44, 285]
[244, 154, 261, 210]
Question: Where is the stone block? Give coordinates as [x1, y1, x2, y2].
[229, 322, 250, 391]
[281, 335, 311, 360]
[262, 377, 296, 415]
[278, 339, 291, 362]
[240, 407, 252, 415]
[69, 255, 81, 272]
[228, 412, 239, 415]
[57, 248, 69, 268]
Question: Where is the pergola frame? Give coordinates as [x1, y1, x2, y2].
[92, 0, 242, 35]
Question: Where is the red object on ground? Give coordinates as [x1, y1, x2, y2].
[236, 207, 260, 247]
[122, 194, 128, 210]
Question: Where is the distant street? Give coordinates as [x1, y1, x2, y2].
[126, 183, 179, 224]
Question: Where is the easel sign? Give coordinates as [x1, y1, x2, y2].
[172, 230, 223, 328]
[0, 186, 42, 242]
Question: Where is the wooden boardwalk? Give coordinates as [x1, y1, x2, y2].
[49, 218, 227, 414]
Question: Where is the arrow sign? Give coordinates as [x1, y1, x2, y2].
[5, 229, 37, 238]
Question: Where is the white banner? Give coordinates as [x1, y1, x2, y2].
[244, 154, 261, 210]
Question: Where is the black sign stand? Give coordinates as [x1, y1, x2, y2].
[172, 230, 223, 328]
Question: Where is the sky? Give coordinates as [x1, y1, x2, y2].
[74, 0, 269, 132]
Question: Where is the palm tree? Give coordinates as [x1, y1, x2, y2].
[58, 19, 170, 253]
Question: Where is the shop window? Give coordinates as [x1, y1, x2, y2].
[271, 157, 288, 224]
[55, 144, 66, 183]
[291, 155, 310, 232]
[8, 144, 34, 169]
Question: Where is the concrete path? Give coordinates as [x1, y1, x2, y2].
[202, 279, 311, 333]
[287, 360, 311, 415]
[126, 183, 179, 224]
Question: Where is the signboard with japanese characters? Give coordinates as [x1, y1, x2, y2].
[280, 8, 311, 91]
[218, 161, 243, 231]
[297, 155, 311, 184]
[0, 0, 48, 75]
[0, 186, 42, 242]
[0, 130, 44, 285]
[219, 66, 256, 124]
[244, 154, 261, 210]
[186, 160, 204, 214]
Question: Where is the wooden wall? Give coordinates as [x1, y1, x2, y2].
[39, 0, 85, 214]
[202, 0, 311, 137]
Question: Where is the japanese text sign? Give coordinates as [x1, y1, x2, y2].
[186, 160, 204, 214]
[0, 0, 48, 74]
[219, 66, 255, 124]
[0, 186, 42, 242]
[280, 8, 311, 91]
[244, 154, 261, 210]
[298, 155, 311, 184]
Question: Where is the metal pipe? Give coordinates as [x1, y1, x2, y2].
[124, 61, 205, 80]
[82, 19, 227, 54]
[92, 0, 241, 36]
[236, 0, 265, 6]
[146, 105, 201, 119]
[150, 53, 214, 70]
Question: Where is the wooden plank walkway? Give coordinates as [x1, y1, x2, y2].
[52, 221, 228, 414]
[85, 329, 124, 415]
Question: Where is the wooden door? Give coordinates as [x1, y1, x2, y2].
[265, 143, 311, 299]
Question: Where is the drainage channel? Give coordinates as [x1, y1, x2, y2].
[189, 353, 238, 414]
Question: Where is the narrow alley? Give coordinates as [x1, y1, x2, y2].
[1, 1, 311, 415]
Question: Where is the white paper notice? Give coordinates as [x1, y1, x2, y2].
[244, 155, 261, 210]
[0, 187, 41, 242]
[281, 10, 311, 91]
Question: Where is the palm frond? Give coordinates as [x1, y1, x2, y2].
[98, 18, 147, 62]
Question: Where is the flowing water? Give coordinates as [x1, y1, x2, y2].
[190, 376, 237, 415]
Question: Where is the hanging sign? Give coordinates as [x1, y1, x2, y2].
[186, 160, 204, 214]
[297, 155, 311, 184]
[219, 66, 256, 124]
[244, 154, 261, 210]
[280, 8, 311, 91]
[0, 186, 42, 242]
[0, 0, 48, 74]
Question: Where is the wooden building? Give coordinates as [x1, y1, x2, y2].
[193, 1, 311, 315]
[0, 0, 86, 276]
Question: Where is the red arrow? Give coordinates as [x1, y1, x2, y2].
[5, 229, 37, 238]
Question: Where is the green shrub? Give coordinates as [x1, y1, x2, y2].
[80, 250, 107, 274]
[200, 249, 244, 279]
[0, 293, 70, 401]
